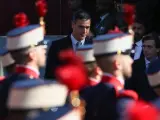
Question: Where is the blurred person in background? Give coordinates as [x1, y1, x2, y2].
[125, 32, 160, 101]
[131, 19, 146, 60]
[76, 44, 102, 86]
[94, 0, 127, 35]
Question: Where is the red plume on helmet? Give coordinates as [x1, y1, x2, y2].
[59, 49, 83, 65]
[13, 12, 29, 27]
[123, 4, 135, 26]
[126, 101, 159, 120]
[108, 26, 123, 34]
[0, 76, 5, 81]
[55, 49, 88, 91]
[118, 90, 138, 100]
[35, 0, 47, 17]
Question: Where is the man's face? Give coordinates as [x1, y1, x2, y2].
[132, 22, 145, 42]
[68, 0, 82, 10]
[120, 55, 133, 79]
[72, 19, 91, 40]
[143, 40, 158, 60]
[34, 45, 47, 67]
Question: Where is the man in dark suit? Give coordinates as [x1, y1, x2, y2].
[45, 10, 92, 79]
[131, 20, 146, 60]
[94, 0, 127, 35]
[125, 32, 160, 101]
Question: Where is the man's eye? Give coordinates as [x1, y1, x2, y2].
[79, 26, 83, 28]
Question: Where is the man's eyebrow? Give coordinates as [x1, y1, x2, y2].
[78, 25, 90, 27]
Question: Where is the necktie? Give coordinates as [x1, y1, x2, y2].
[130, 43, 136, 58]
[146, 62, 150, 73]
[76, 41, 82, 49]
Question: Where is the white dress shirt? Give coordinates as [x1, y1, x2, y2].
[134, 40, 142, 60]
[71, 34, 85, 51]
[145, 58, 150, 70]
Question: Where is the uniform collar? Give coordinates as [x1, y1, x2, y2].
[103, 73, 124, 85]
[102, 72, 124, 91]
[71, 34, 85, 46]
[89, 77, 100, 86]
[145, 58, 150, 65]
[15, 65, 39, 79]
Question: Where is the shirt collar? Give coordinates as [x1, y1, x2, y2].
[71, 34, 85, 45]
[135, 40, 142, 47]
[103, 72, 124, 85]
[145, 58, 150, 65]
[89, 77, 101, 83]
[16, 65, 40, 76]
[145, 57, 158, 65]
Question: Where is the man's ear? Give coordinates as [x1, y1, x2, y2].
[94, 66, 102, 76]
[113, 59, 122, 70]
[71, 21, 75, 29]
[156, 48, 160, 53]
[28, 49, 36, 61]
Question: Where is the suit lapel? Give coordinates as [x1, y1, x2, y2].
[143, 58, 146, 71]
[139, 57, 146, 72]
[65, 35, 73, 48]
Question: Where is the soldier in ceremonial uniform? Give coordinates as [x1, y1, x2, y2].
[6, 79, 83, 120]
[88, 30, 139, 120]
[6, 48, 88, 120]
[76, 44, 102, 86]
[0, 14, 47, 118]
[93, 30, 134, 93]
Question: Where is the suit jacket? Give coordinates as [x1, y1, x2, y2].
[94, 11, 127, 35]
[44, 35, 92, 80]
[125, 58, 158, 101]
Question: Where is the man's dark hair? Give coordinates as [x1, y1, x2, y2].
[10, 47, 31, 65]
[84, 61, 97, 77]
[72, 9, 91, 22]
[142, 32, 160, 49]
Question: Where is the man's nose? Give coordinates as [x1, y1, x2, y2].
[82, 28, 87, 33]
